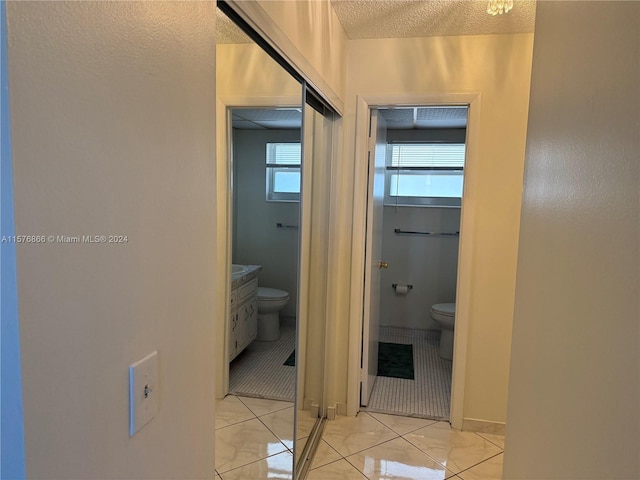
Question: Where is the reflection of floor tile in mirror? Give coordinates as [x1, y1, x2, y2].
[215, 395, 255, 430]
[306, 459, 367, 480]
[229, 317, 296, 401]
[258, 407, 296, 449]
[219, 451, 294, 480]
[365, 326, 452, 420]
[215, 417, 288, 473]
[215, 395, 295, 479]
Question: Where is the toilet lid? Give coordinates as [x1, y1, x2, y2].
[432, 303, 455, 316]
[258, 287, 289, 301]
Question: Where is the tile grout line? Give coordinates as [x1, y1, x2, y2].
[311, 456, 369, 479]
[400, 430, 456, 473]
[218, 449, 294, 477]
[236, 394, 293, 418]
[451, 451, 504, 479]
[366, 411, 440, 435]
[473, 431, 505, 449]
[255, 409, 293, 452]
[215, 415, 257, 431]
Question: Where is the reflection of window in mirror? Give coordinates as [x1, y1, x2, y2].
[266, 141, 301, 201]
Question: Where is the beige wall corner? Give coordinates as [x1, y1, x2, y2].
[7, 2, 217, 477]
[505, 2, 640, 478]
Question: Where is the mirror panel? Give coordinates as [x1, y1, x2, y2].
[215, 6, 301, 479]
[216, 6, 337, 479]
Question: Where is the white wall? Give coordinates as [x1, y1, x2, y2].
[233, 129, 300, 317]
[379, 129, 463, 331]
[336, 33, 534, 424]
[7, 2, 217, 478]
[380, 206, 460, 330]
[505, 2, 640, 478]
[246, 0, 347, 110]
[216, 43, 302, 101]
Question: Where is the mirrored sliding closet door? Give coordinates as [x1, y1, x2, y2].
[215, 3, 338, 479]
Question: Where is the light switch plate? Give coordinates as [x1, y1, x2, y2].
[129, 350, 158, 436]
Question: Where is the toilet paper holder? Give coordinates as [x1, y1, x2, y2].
[392, 284, 413, 290]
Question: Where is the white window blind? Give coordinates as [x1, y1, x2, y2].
[389, 143, 465, 168]
[385, 143, 465, 207]
[266, 143, 301, 202]
[266, 143, 301, 166]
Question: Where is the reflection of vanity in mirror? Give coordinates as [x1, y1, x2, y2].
[214, 3, 337, 478]
[228, 264, 260, 362]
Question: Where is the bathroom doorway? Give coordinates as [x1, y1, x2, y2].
[360, 104, 469, 421]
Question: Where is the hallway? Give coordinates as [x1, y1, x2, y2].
[214, 395, 504, 479]
[310, 412, 503, 480]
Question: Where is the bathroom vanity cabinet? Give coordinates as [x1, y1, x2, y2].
[229, 277, 258, 361]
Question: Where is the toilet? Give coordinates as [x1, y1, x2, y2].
[256, 287, 289, 341]
[431, 303, 456, 360]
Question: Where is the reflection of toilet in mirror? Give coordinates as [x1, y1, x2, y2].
[430, 303, 456, 360]
[256, 287, 290, 341]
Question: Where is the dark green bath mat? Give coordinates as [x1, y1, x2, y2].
[378, 342, 414, 379]
[283, 350, 295, 366]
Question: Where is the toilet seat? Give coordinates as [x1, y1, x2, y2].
[431, 303, 455, 317]
[258, 287, 289, 302]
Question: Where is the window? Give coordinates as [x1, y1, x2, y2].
[266, 143, 301, 202]
[385, 143, 465, 207]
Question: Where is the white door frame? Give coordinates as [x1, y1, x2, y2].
[214, 94, 303, 399]
[347, 93, 481, 430]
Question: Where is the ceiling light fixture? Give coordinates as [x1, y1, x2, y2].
[487, 0, 513, 15]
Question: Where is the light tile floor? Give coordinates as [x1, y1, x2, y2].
[215, 395, 505, 480]
[367, 327, 452, 419]
[215, 394, 316, 480]
[312, 412, 504, 480]
[215, 395, 293, 478]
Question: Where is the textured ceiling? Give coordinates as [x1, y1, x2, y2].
[331, 0, 536, 39]
[216, 8, 252, 44]
[217, 1, 536, 44]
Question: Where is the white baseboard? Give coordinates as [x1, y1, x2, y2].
[326, 405, 336, 420]
[462, 418, 506, 435]
[326, 402, 347, 420]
